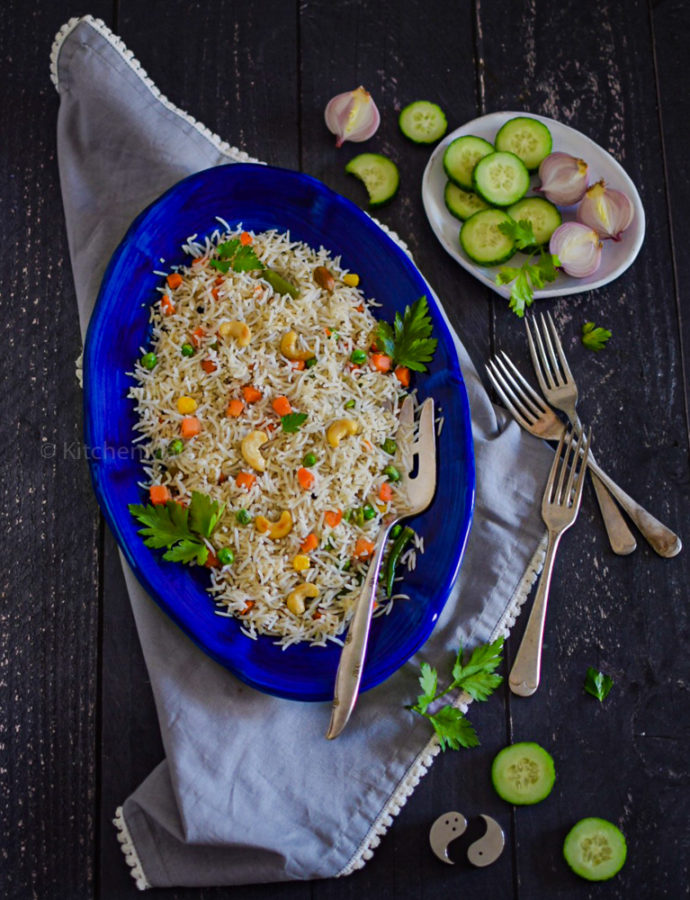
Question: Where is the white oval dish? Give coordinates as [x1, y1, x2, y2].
[421, 111, 645, 299]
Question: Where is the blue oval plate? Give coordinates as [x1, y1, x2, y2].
[84, 163, 475, 702]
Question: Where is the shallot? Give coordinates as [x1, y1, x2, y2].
[549, 222, 602, 278]
[538, 152, 589, 206]
[324, 87, 380, 148]
[577, 180, 634, 241]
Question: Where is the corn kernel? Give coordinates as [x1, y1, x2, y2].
[343, 273, 360, 287]
[293, 554, 311, 572]
[177, 396, 198, 414]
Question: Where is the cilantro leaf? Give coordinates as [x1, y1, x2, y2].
[582, 321, 612, 351]
[451, 637, 505, 702]
[584, 666, 613, 702]
[281, 412, 308, 433]
[217, 239, 240, 259]
[164, 538, 209, 566]
[209, 238, 264, 274]
[129, 491, 224, 567]
[375, 320, 395, 358]
[496, 252, 559, 318]
[128, 501, 194, 549]
[498, 217, 536, 250]
[231, 245, 265, 271]
[429, 706, 480, 751]
[188, 491, 225, 538]
[416, 662, 438, 714]
[376, 296, 437, 372]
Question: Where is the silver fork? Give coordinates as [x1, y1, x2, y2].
[509, 426, 590, 696]
[526, 312, 636, 556]
[326, 396, 437, 739]
[486, 354, 682, 558]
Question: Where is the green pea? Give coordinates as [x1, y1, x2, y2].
[217, 547, 235, 566]
[383, 464, 401, 482]
[153, 448, 163, 460]
[350, 349, 367, 365]
[362, 503, 376, 521]
[341, 560, 351, 571]
[305, 357, 317, 368]
[344, 399, 356, 409]
[382, 438, 397, 456]
[141, 352, 157, 370]
[168, 439, 184, 455]
[181, 343, 195, 357]
[302, 452, 317, 467]
[236, 509, 251, 525]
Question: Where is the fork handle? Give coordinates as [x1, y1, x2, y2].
[586, 458, 682, 558]
[588, 460, 637, 555]
[509, 530, 562, 697]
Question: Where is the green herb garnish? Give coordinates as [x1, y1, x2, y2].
[281, 412, 308, 433]
[210, 238, 265, 274]
[496, 250, 559, 318]
[129, 491, 225, 566]
[409, 637, 504, 750]
[584, 666, 613, 702]
[498, 217, 537, 250]
[582, 322, 612, 351]
[376, 295, 438, 372]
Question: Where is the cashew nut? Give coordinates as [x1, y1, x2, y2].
[326, 418, 359, 448]
[280, 330, 314, 361]
[219, 320, 251, 347]
[240, 430, 268, 472]
[286, 582, 319, 615]
[254, 510, 293, 540]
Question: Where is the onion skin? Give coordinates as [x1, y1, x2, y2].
[324, 87, 380, 148]
[538, 152, 589, 205]
[549, 222, 603, 278]
[577, 179, 634, 241]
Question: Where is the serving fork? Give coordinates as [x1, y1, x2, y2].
[326, 395, 437, 739]
[509, 426, 590, 696]
[486, 354, 682, 558]
[526, 312, 636, 556]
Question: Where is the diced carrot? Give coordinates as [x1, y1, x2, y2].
[324, 509, 342, 528]
[291, 360, 305, 371]
[394, 366, 410, 387]
[226, 399, 245, 418]
[325, 327, 332, 337]
[356, 304, 364, 313]
[361, 439, 373, 452]
[301, 533, 319, 553]
[160, 294, 175, 316]
[236, 471, 256, 490]
[272, 395, 292, 417]
[166, 272, 183, 290]
[192, 256, 207, 267]
[378, 482, 393, 502]
[205, 551, 219, 568]
[201, 359, 217, 373]
[181, 416, 201, 439]
[211, 288, 220, 301]
[149, 485, 171, 505]
[297, 467, 314, 490]
[240, 231, 253, 245]
[241, 600, 255, 614]
[354, 537, 375, 559]
[312, 611, 322, 620]
[214, 276, 225, 286]
[370, 353, 392, 373]
[191, 326, 205, 348]
[242, 385, 262, 404]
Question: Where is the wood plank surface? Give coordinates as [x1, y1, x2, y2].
[1, 0, 688, 898]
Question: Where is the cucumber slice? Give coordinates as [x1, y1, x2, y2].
[399, 101, 447, 144]
[506, 197, 562, 245]
[495, 116, 553, 171]
[563, 818, 627, 881]
[473, 151, 530, 206]
[443, 135, 494, 190]
[459, 209, 516, 266]
[444, 182, 491, 221]
[491, 742, 555, 805]
[345, 153, 399, 207]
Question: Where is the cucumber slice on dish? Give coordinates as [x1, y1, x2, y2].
[399, 101, 447, 143]
[473, 151, 530, 206]
[491, 742, 555, 805]
[443, 135, 494, 190]
[563, 818, 627, 881]
[495, 116, 553, 170]
[459, 208, 516, 266]
[345, 153, 399, 206]
[444, 182, 491, 221]
[506, 196, 562, 245]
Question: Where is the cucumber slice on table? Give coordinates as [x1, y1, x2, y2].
[495, 116, 553, 170]
[444, 182, 491, 220]
[563, 818, 627, 881]
[459, 208, 516, 266]
[507, 196, 562, 245]
[345, 153, 400, 206]
[491, 741, 555, 805]
[443, 135, 494, 190]
[473, 151, 530, 206]
[399, 101, 447, 143]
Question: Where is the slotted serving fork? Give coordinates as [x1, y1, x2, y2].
[526, 312, 636, 556]
[509, 426, 590, 696]
[486, 353, 682, 558]
[326, 396, 437, 739]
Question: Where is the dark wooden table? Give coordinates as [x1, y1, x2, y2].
[3, 1, 689, 897]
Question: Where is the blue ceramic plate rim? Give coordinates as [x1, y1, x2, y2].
[83, 163, 475, 701]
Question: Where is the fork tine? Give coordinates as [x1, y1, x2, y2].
[545, 427, 568, 505]
[554, 429, 571, 505]
[561, 428, 582, 506]
[525, 317, 554, 394]
[498, 352, 551, 416]
[486, 362, 532, 430]
[536, 312, 564, 387]
[571, 428, 591, 506]
[544, 311, 575, 383]
[488, 358, 545, 425]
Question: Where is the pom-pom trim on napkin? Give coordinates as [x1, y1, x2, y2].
[113, 807, 150, 890]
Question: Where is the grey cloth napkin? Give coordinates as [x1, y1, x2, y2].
[53, 16, 552, 890]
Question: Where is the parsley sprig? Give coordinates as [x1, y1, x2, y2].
[582, 322, 612, 351]
[129, 491, 225, 566]
[376, 295, 438, 372]
[584, 666, 614, 702]
[281, 412, 308, 433]
[409, 637, 504, 750]
[494, 219, 559, 317]
[210, 238, 265, 274]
